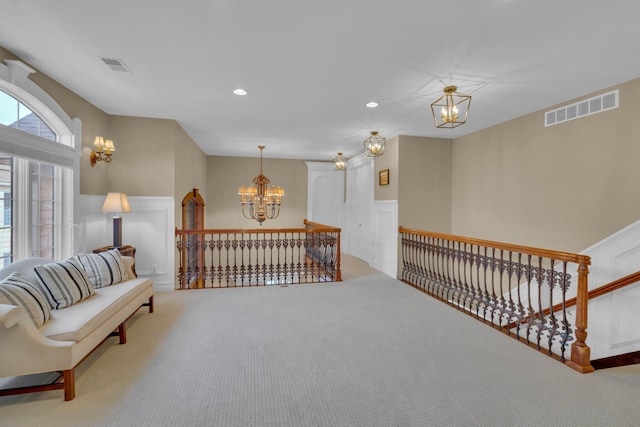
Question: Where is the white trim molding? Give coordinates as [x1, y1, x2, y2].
[78, 195, 176, 292]
[372, 200, 398, 278]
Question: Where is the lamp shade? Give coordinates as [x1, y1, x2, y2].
[101, 192, 131, 214]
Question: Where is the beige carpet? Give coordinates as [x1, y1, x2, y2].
[1, 256, 640, 427]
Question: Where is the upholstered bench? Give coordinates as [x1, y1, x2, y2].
[0, 252, 153, 401]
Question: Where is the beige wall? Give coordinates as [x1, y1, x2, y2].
[106, 116, 176, 197]
[374, 135, 399, 201]
[206, 156, 308, 229]
[174, 126, 208, 227]
[398, 135, 453, 233]
[0, 46, 112, 195]
[9, 41, 640, 258]
[452, 78, 640, 252]
[2, 45, 208, 213]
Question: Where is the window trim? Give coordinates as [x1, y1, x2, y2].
[0, 59, 82, 259]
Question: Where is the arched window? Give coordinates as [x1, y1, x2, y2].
[0, 59, 80, 266]
[0, 90, 57, 141]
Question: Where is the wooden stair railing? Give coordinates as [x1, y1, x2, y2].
[547, 270, 640, 370]
[548, 270, 640, 313]
[175, 220, 341, 288]
[399, 226, 594, 373]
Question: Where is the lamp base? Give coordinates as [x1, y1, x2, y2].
[113, 216, 123, 248]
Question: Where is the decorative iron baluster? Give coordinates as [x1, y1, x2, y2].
[398, 226, 592, 373]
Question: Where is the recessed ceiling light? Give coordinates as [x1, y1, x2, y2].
[233, 89, 247, 96]
[366, 101, 378, 108]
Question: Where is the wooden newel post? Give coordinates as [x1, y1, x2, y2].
[335, 231, 342, 282]
[567, 260, 595, 373]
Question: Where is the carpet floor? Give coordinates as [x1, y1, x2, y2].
[1, 257, 640, 427]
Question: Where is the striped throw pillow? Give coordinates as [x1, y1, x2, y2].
[0, 272, 51, 327]
[34, 258, 95, 309]
[76, 249, 127, 288]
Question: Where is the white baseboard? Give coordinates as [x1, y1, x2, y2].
[152, 282, 176, 292]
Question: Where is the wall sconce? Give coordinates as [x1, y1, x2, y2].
[90, 136, 115, 166]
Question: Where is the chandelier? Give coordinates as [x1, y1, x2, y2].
[363, 131, 386, 157]
[430, 85, 472, 128]
[333, 152, 348, 170]
[238, 146, 284, 225]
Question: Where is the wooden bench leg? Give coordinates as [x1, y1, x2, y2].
[118, 322, 127, 344]
[63, 369, 75, 401]
[148, 295, 154, 313]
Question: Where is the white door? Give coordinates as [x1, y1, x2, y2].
[346, 155, 373, 263]
[305, 161, 344, 228]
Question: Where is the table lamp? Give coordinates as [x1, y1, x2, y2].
[101, 192, 131, 248]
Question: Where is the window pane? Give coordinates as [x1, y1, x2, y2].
[0, 157, 12, 221]
[31, 225, 39, 251]
[17, 102, 33, 121]
[0, 91, 18, 127]
[39, 201, 54, 224]
[0, 227, 11, 264]
[32, 200, 39, 224]
[39, 119, 56, 142]
[0, 201, 11, 227]
[0, 157, 11, 264]
[0, 256, 11, 268]
[39, 247, 54, 259]
[30, 160, 56, 260]
[1, 89, 58, 141]
[40, 163, 54, 177]
[39, 224, 53, 248]
[31, 167, 39, 199]
[40, 177, 54, 199]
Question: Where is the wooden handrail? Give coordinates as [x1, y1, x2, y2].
[176, 219, 340, 236]
[399, 226, 591, 265]
[304, 219, 341, 230]
[175, 220, 342, 288]
[399, 226, 594, 373]
[548, 270, 640, 313]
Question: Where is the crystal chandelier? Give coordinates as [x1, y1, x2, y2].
[238, 146, 284, 225]
[363, 131, 386, 157]
[333, 152, 348, 170]
[430, 85, 472, 128]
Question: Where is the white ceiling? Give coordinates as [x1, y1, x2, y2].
[1, 1, 639, 160]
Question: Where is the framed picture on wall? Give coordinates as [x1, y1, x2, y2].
[379, 169, 389, 186]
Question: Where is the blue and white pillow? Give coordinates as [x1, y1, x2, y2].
[0, 271, 51, 327]
[34, 258, 95, 309]
[76, 249, 127, 288]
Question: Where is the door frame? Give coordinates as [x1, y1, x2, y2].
[345, 153, 374, 263]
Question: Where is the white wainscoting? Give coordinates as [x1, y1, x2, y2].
[580, 219, 640, 359]
[77, 195, 175, 292]
[372, 200, 398, 278]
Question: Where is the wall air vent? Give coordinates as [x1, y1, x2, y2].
[545, 89, 618, 127]
[99, 57, 131, 73]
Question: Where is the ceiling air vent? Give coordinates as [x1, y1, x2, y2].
[545, 90, 618, 127]
[99, 57, 131, 73]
